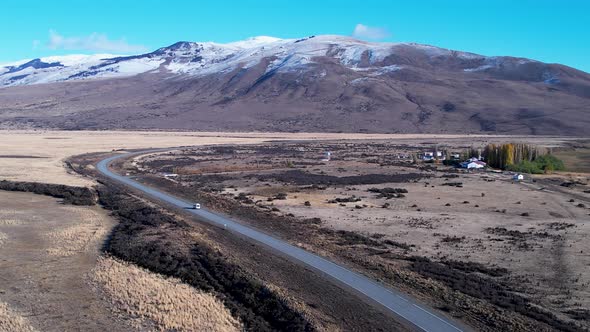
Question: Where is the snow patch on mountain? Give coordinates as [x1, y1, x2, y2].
[464, 64, 494, 72]
[40, 54, 118, 66]
[1, 35, 542, 87]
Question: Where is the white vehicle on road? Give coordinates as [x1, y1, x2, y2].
[193, 203, 201, 209]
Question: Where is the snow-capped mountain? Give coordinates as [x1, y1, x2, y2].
[1, 35, 589, 135]
[0, 35, 562, 87]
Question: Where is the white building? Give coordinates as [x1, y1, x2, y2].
[513, 174, 524, 181]
[460, 160, 486, 169]
[422, 151, 444, 161]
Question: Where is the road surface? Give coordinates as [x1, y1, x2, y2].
[97, 150, 469, 332]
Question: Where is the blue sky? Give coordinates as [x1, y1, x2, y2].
[2, 0, 589, 72]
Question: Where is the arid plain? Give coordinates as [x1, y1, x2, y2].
[0, 130, 589, 331]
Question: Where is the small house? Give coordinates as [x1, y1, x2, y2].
[460, 160, 486, 169]
[422, 151, 445, 161]
[422, 152, 434, 161]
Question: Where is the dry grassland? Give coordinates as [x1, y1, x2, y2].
[45, 207, 109, 257]
[90, 256, 241, 332]
[0, 130, 519, 186]
[0, 187, 243, 331]
[0, 210, 29, 226]
[0, 190, 129, 330]
[0, 301, 36, 332]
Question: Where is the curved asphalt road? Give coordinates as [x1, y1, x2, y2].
[97, 150, 467, 332]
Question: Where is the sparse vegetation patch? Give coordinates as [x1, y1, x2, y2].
[90, 256, 241, 331]
[0, 301, 36, 332]
[256, 170, 426, 185]
[98, 185, 312, 332]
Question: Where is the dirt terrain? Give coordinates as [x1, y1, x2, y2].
[0, 129, 511, 186]
[1, 131, 589, 331]
[68, 152, 409, 331]
[0, 189, 244, 331]
[126, 138, 590, 331]
[0, 190, 128, 331]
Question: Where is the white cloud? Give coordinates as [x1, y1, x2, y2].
[352, 24, 391, 40]
[46, 30, 148, 53]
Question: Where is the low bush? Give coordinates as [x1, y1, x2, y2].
[235, 192, 254, 204]
[441, 235, 464, 243]
[367, 187, 407, 199]
[0, 180, 95, 205]
[275, 193, 288, 200]
[327, 229, 383, 247]
[255, 170, 427, 186]
[507, 155, 565, 174]
[98, 186, 312, 332]
[328, 196, 361, 203]
[382, 239, 413, 250]
[407, 256, 580, 332]
[441, 182, 463, 188]
[565, 308, 590, 321]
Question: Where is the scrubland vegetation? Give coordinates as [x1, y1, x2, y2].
[0, 180, 95, 205]
[90, 256, 241, 332]
[45, 207, 109, 256]
[408, 256, 581, 332]
[0, 231, 6, 247]
[128, 141, 589, 331]
[0, 302, 36, 332]
[98, 185, 313, 332]
[507, 155, 566, 174]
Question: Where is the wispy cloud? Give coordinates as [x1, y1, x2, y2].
[352, 24, 391, 40]
[46, 30, 148, 53]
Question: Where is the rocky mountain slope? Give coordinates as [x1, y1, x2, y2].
[1, 35, 589, 135]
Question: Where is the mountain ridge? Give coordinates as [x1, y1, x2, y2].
[5, 35, 587, 87]
[0, 35, 589, 135]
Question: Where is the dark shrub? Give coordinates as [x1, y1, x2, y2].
[0, 180, 95, 205]
[98, 186, 312, 332]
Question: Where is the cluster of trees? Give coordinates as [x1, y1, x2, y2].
[482, 143, 543, 169]
[481, 143, 564, 173]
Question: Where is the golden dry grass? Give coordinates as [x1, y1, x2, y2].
[0, 219, 24, 226]
[553, 144, 590, 173]
[90, 256, 241, 332]
[0, 130, 518, 186]
[45, 207, 109, 257]
[0, 301, 36, 332]
[0, 209, 28, 225]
